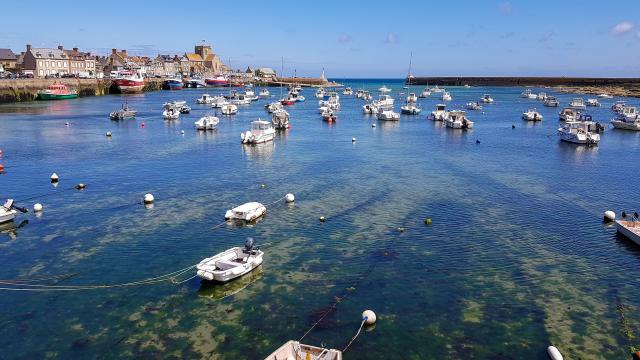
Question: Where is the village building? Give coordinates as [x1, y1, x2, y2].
[22, 45, 71, 77]
[0, 49, 18, 71]
[65, 47, 96, 77]
[183, 43, 227, 76]
[255, 67, 277, 80]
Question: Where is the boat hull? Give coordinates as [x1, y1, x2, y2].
[0, 209, 17, 223]
[112, 79, 144, 94]
[616, 220, 640, 246]
[36, 93, 78, 100]
[611, 121, 640, 131]
[163, 81, 183, 90]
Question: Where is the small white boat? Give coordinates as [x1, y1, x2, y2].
[244, 88, 259, 101]
[406, 93, 418, 103]
[362, 91, 373, 101]
[241, 120, 275, 144]
[259, 88, 270, 97]
[400, 103, 421, 115]
[544, 96, 559, 107]
[179, 105, 191, 114]
[430, 85, 444, 93]
[210, 97, 229, 108]
[537, 92, 547, 101]
[231, 94, 251, 105]
[315, 88, 326, 98]
[615, 212, 640, 246]
[265, 101, 283, 113]
[559, 107, 579, 121]
[321, 108, 337, 122]
[378, 85, 391, 93]
[221, 103, 238, 115]
[597, 93, 613, 99]
[557, 116, 600, 145]
[264, 340, 342, 360]
[196, 239, 264, 282]
[163, 108, 180, 120]
[355, 89, 364, 99]
[466, 102, 482, 111]
[1, 199, 26, 223]
[480, 94, 493, 103]
[445, 110, 474, 129]
[569, 98, 586, 109]
[225, 202, 267, 222]
[612, 101, 627, 113]
[586, 98, 600, 107]
[271, 109, 290, 129]
[196, 94, 216, 104]
[522, 108, 543, 121]
[431, 104, 448, 121]
[419, 88, 431, 98]
[377, 109, 400, 121]
[372, 94, 394, 109]
[611, 106, 640, 130]
[520, 89, 537, 99]
[362, 103, 379, 114]
[109, 104, 136, 120]
[163, 100, 187, 110]
[441, 91, 452, 101]
[194, 115, 220, 130]
[343, 87, 353, 95]
[463, 84, 471, 88]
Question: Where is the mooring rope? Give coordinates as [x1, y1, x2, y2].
[342, 319, 366, 352]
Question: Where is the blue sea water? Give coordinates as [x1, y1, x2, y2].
[0, 79, 639, 359]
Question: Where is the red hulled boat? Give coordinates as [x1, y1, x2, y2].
[112, 71, 144, 93]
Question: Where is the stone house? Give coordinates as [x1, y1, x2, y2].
[0, 49, 18, 71]
[22, 45, 70, 77]
[65, 47, 96, 77]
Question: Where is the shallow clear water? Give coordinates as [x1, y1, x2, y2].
[0, 80, 639, 359]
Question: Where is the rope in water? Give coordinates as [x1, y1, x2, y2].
[342, 319, 366, 352]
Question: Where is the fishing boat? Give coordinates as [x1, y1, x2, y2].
[557, 115, 601, 145]
[559, 107, 579, 121]
[441, 91, 452, 101]
[205, 74, 229, 87]
[163, 107, 180, 120]
[612, 101, 627, 113]
[112, 70, 145, 93]
[36, 83, 78, 100]
[544, 96, 559, 107]
[569, 98, 586, 109]
[520, 89, 537, 99]
[321, 108, 337, 122]
[466, 102, 482, 110]
[431, 104, 448, 121]
[271, 109, 290, 129]
[221, 103, 238, 115]
[480, 94, 494, 103]
[445, 110, 474, 129]
[522, 108, 543, 121]
[163, 77, 183, 90]
[1, 199, 27, 223]
[400, 103, 421, 115]
[315, 88, 326, 98]
[264, 341, 342, 360]
[615, 212, 640, 246]
[241, 120, 275, 144]
[463, 84, 471, 88]
[362, 103, 379, 114]
[186, 78, 207, 88]
[194, 115, 219, 130]
[430, 85, 444, 93]
[406, 93, 418, 103]
[611, 106, 640, 130]
[109, 103, 136, 120]
[586, 98, 600, 107]
[196, 239, 264, 282]
[265, 101, 283, 113]
[419, 88, 431, 98]
[377, 109, 400, 121]
[537, 92, 547, 101]
[259, 88, 270, 97]
[378, 85, 391, 93]
[372, 94, 394, 109]
[343, 87, 353, 95]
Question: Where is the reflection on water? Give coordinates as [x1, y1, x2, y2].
[197, 265, 263, 300]
[241, 142, 275, 160]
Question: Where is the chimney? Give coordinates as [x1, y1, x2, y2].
[73, 47, 78, 52]
[58, 45, 64, 50]
[122, 49, 127, 55]
[112, 48, 117, 54]
[26, 44, 32, 52]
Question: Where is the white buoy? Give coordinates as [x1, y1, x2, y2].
[65, 122, 70, 126]
[143, 193, 155, 204]
[547, 346, 563, 360]
[372, 123, 376, 127]
[50, 173, 59, 183]
[33, 203, 43, 212]
[603, 210, 616, 222]
[181, 130, 185, 135]
[285, 193, 295, 203]
[106, 131, 112, 137]
[352, 137, 356, 142]
[362, 310, 377, 325]
[75, 183, 86, 190]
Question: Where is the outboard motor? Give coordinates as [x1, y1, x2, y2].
[4, 199, 28, 213]
[244, 238, 254, 254]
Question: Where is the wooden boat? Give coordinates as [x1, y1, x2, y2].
[264, 340, 342, 360]
[196, 239, 264, 282]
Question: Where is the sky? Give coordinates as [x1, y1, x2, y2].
[2, 0, 640, 78]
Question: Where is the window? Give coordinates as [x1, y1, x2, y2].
[57, 61, 61, 67]
[45, 61, 49, 67]
[63, 61, 67, 67]
[38, 61, 43, 67]
[39, 69, 43, 76]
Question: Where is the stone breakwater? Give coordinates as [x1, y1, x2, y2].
[0, 78, 164, 103]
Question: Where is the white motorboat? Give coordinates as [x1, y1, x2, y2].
[315, 88, 326, 98]
[521, 89, 537, 99]
[196, 94, 216, 104]
[445, 110, 474, 129]
[441, 91, 452, 101]
[586, 98, 600, 107]
[211, 97, 229, 108]
[362, 103, 379, 114]
[559, 107, 579, 121]
[241, 120, 275, 144]
[259, 88, 270, 97]
[264, 340, 342, 360]
[271, 109, 290, 129]
[194, 115, 220, 130]
[612, 101, 627, 113]
[179, 105, 191, 114]
[163, 100, 187, 110]
[611, 106, 640, 130]
[537, 92, 547, 101]
[109, 103, 137, 120]
[544, 96, 559, 107]
[372, 94, 394, 109]
[569, 98, 586, 109]
[163, 108, 180, 120]
[225, 202, 267, 222]
[480, 94, 493, 103]
[231, 94, 251, 105]
[343, 87, 353, 95]
[221, 103, 238, 115]
[355, 89, 364, 99]
[430, 85, 444, 93]
[244, 88, 259, 102]
[431, 104, 448, 121]
[615, 212, 640, 246]
[362, 91, 373, 101]
[377, 109, 400, 121]
[196, 239, 264, 282]
[400, 103, 421, 115]
[378, 85, 391, 93]
[321, 108, 337, 122]
[1, 199, 27, 223]
[466, 102, 482, 110]
[406, 93, 418, 103]
[597, 93, 613, 99]
[522, 108, 543, 121]
[419, 88, 431, 98]
[557, 116, 601, 145]
[265, 101, 283, 113]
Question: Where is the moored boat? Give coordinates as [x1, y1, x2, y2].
[163, 77, 183, 90]
[406, 93, 418, 103]
[259, 88, 270, 97]
[611, 106, 640, 130]
[1, 199, 27, 224]
[241, 119, 275, 144]
[194, 115, 219, 130]
[481, 94, 494, 103]
[612, 101, 626, 113]
[112, 70, 144, 93]
[205, 74, 229, 87]
[264, 340, 342, 360]
[321, 108, 337, 122]
[377, 109, 400, 121]
[445, 110, 474, 129]
[225, 202, 267, 222]
[196, 239, 264, 282]
[557, 115, 601, 145]
[36, 83, 78, 100]
[441, 91, 452, 101]
[343, 87, 353, 95]
[466, 102, 482, 110]
[400, 103, 421, 115]
[586, 98, 600, 107]
[559, 107, 579, 121]
[163, 107, 180, 120]
[378, 85, 391, 93]
[109, 103, 137, 120]
[544, 96, 559, 107]
[431, 104, 448, 121]
[419, 88, 431, 98]
[221, 103, 238, 115]
[362, 103, 379, 114]
[522, 108, 543, 121]
[569, 98, 586, 109]
[271, 109, 290, 129]
[615, 212, 640, 246]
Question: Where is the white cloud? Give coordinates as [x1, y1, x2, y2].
[384, 32, 399, 44]
[497, 1, 512, 14]
[610, 21, 634, 35]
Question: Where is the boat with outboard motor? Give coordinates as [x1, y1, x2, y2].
[615, 212, 640, 246]
[271, 109, 290, 129]
[445, 110, 474, 129]
[431, 104, 448, 121]
[196, 239, 264, 282]
[0, 199, 27, 223]
[522, 108, 543, 121]
[109, 103, 136, 120]
[241, 120, 275, 144]
[194, 115, 220, 130]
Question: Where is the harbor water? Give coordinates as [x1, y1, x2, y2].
[0, 80, 639, 359]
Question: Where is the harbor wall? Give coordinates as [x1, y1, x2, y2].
[0, 78, 164, 103]
[408, 76, 640, 87]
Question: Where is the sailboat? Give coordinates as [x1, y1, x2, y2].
[401, 52, 421, 115]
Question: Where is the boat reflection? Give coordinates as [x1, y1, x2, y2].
[557, 140, 599, 164]
[241, 142, 275, 160]
[0, 219, 28, 242]
[197, 265, 263, 300]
